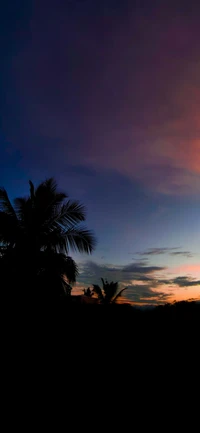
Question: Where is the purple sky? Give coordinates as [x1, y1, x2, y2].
[1, 0, 200, 304]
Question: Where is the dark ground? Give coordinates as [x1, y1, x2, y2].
[2, 299, 199, 422]
[8, 299, 199, 356]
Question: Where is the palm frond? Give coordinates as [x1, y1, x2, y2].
[36, 177, 57, 195]
[92, 284, 104, 302]
[102, 279, 119, 302]
[38, 251, 78, 293]
[0, 187, 17, 218]
[95, 278, 125, 304]
[29, 180, 35, 202]
[101, 277, 106, 289]
[112, 287, 128, 303]
[63, 226, 96, 254]
[55, 200, 86, 227]
[34, 178, 68, 226]
[13, 197, 30, 222]
[0, 212, 18, 246]
[35, 178, 67, 205]
[41, 229, 67, 253]
[63, 255, 78, 283]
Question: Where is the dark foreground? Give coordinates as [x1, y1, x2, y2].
[8, 299, 199, 349]
[3, 299, 199, 417]
[7, 299, 199, 381]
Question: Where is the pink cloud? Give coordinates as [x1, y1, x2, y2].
[170, 264, 200, 279]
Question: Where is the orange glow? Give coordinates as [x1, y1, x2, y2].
[73, 280, 200, 306]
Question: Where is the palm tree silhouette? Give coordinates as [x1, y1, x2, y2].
[83, 287, 93, 297]
[92, 278, 127, 304]
[0, 177, 96, 298]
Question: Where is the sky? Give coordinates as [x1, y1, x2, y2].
[1, 0, 200, 305]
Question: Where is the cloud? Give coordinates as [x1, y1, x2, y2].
[161, 276, 200, 288]
[135, 247, 193, 258]
[170, 264, 200, 278]
[76, 260, 200, 304]
[136, 247, 180, 256]
[77, 260, 169, 305]
[172, 276, 200, 287]
[78, 261, 165, 285]
[170, 251, 193, 258]
[122, 263, 166, 273]
[123, 285, 172, 305]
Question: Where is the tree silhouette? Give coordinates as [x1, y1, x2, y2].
[0, 177, 96, 298]
[92, 278, 127, 304]
[83, 287, 93, 297]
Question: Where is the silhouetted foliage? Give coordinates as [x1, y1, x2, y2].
[0, 177, 96, 299]
[83, 287, 93, 297]
[92, 278, 127, 304]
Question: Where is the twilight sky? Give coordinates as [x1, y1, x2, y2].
[1, 0, 200, 304]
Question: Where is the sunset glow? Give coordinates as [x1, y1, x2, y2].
[1, 0, 200, 305]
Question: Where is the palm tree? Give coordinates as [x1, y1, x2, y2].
[83, 287, 93, 297]
[92, 278, 127, 304]
[0, 177, 96, 298]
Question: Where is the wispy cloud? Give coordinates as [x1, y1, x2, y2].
[134, 247, 193, 258]
[170, 251, 193, 258]
[136, 247, 180, 256]
[122, 262, 166, 273]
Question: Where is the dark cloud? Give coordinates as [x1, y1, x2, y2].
[161, 276, 200, 287]
[136, 247, 180, 256]
[124, 285, 172, 305]
[135, 247, 193, 258]
[78, 260, 160, 286]
[122, 263, 166, 273]
[170, 251, 193, 258]
[172, 276, 200, 287]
